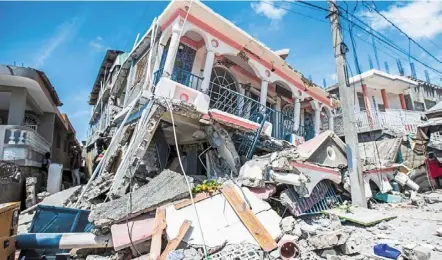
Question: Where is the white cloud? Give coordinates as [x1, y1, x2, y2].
[251, 1, 287, 21]
[89, 36, 108, 52]
[327, 73, 338, 83]
[34, 18, 80, 67]
[360, 1, 442, 39]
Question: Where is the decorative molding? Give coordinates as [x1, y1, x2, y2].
[211, 39, 219, 48]
[265, 70, 271, 78]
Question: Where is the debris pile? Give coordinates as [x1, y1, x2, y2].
[15, 96, 442, 259]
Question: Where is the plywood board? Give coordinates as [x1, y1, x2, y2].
[221, 184, 277, 252]
[323, 207, 397, 226]
[174, 191, 219, 210]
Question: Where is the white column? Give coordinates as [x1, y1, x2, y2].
[275, 97, 282, 139]
[163, 24, 181, 77]
[260, 80, 268, 106]
[8, 88, 27, 125]
[293, 98, 301, 132]
[123, 61, 135, 107]
[201, 50, 215, 92]
[153, 43, 165, 72]
[238, 85, 245, 116]
[310, 100, 321, 136]
[328, 111, 334, 131]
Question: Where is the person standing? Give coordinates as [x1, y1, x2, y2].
[71, 149, 81, 186]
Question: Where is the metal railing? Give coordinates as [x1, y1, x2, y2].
[153, 67, 203, 90]
[153, 67, 164, 86]
[295, 124, 315, 141]
[171, 67, 203, 90]
[334, 109, 423, 136]
[208, 83, 295, 140]
[208, 83, 267, 122]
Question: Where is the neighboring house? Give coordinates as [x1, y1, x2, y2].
[327, 69, 425, 142]
[0, 64, 79, 173]
[85, 0, 337, 156]
[407, 76, 442, 112]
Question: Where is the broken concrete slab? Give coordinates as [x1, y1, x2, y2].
[307, 230, 350, 249]
[323, 206, 397, 226]
[165, 184, 281, 249]
[403, 244, 432, 260]
[89, 169, 191, 229]
[340, 234, 364, 255]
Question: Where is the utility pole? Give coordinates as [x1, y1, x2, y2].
[328, 0, 366, 207]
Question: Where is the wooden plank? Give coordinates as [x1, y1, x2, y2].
[149, 208, 166, 260]
[174, 191, 219, 210]
[221, 184, 277, 252]
[159, 220, 191, 260]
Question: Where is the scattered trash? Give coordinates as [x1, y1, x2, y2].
[373, 244, 401, 259]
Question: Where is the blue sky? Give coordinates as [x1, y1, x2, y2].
[1, 1, 441, 141]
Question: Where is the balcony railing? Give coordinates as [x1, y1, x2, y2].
[334, 109, 423, 136]
[208, 82, 294, 139]
[296, 124, 315, 141]
[153, 67, 203, 90]
[1, 125, 51, 166]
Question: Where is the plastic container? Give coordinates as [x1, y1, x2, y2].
[373, 243, 401, 259]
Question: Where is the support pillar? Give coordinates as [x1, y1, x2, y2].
[328, 110, 334, 131]
[8, 88, 27, 125]
[310, 100, 321, 136]
[293, 98, 301, 132]
[275, 97, 282, 138]
[163, 24, 181, 77]
[361, 84, 374, 128]
[201, 50, 215, 92]
[260, 80, 268, 106]
[380, 89, 389, 109]
[399, 93, 407, 110]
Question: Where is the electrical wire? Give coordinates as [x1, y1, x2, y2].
[363, 1, 442, 64]
[283, 0, 442, 75]
[165, 99, 209, 259]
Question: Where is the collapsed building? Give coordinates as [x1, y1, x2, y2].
[15, 1, 442, 260]
[83, 0, 341, 212]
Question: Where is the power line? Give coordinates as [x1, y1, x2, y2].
[262, 1, 330, 25]
[363, 1, 442, 64]
[284, 0, 442, 75]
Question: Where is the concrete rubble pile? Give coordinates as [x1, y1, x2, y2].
[16, 97, 442, 260]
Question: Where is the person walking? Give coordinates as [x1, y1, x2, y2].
[71, 148, 81, 186]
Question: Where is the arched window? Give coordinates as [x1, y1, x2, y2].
[23, 114, 39, 131]
[208, 67, 238, 114]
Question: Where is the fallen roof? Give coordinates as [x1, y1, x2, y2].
[89, 49, 124, 105]
[359, 137, 402, 170]
[296, 130, 346, 161]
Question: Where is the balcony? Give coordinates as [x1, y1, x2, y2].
[154, 67, 295, 141]
[153, 67, 203, 90]
[334, 109, 423, 136]
[0, 125, 51, 167]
